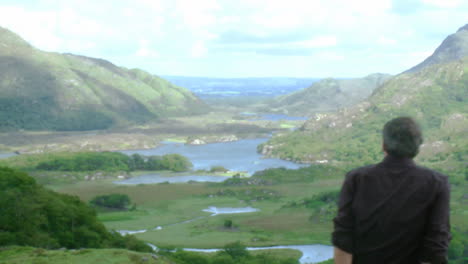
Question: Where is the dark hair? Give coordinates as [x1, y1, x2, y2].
[383, 117, 423, 158]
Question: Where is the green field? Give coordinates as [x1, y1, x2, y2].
[51, 175, 340, 248]
[2, 150, 466, 263]
[0, 246, 312, 264]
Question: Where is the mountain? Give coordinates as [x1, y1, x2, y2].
[263, 73, 391, 115]
[162, 76, 320, 98]
[260, 25, 468, 178]
[406, 24, 468, 73]
[0, 27, 208, 131]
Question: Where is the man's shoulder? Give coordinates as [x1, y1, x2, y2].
[345, 164, 378, 180]
[412, 164, 450, 185]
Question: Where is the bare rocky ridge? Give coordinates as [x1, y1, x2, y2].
[406, 24, 468, 73]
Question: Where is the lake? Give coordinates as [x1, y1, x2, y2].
[0, 153, 17, 159]
[121, 138, 305, 175]
[118, 138, 331, 263]
[115, 174, 230, 185]
[249, 114, 308, 121]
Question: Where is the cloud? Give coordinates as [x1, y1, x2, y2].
[391, 0, 423, 14]
[315, 51, 345, 61]
[174, 0, 220, 30]
[213, 34, 337, 56]
[217, 31, 308, 44]
[0, 0, 467, 77]
[296, 36, 337, 48]
[377, 36, 397, 45]
[0, 6, 62, 51]
[0, 4, 116, 54]
[135, 39, 160, 58]
[421, 0, 463, 8]
[191, 40, 208, 58]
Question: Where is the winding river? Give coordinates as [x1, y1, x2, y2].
[130, 206, 333, 264]
[185, 245, 333, 264]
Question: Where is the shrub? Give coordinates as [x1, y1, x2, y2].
[90, 193, 131, 210]
[33, 152, 192, 173]
[211, 166, 228, 173]
[224, 219, 233, 229]
[222, 241, 250, 259]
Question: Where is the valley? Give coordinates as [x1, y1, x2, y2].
[1, 22, 467, 264]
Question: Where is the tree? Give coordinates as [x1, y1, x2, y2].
[0, 167, 151, 252]
[222, 241, 250, 259]
[130, 154, 145, 170]
[161, 154, 193, 172]
[224, 219, 233, 229]
[90, 193, 131, 210]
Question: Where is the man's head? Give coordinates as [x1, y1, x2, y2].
[383, 117, 423, 158]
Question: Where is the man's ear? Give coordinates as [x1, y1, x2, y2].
[382, 143, 388, 155]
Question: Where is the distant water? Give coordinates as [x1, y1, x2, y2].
[161, 76, 320, 98]
[117, 207, 260, 235]
[185, 245, 333, 264]
[121, 138, 305, 175]
[202, 206, 259, 215]
[248, 114, 308, 121]
[0, 153, 17, 159]
[115, 174, 230, 185]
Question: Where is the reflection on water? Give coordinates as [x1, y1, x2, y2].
[202, 206, 259, 215]
[121, 138, 305, 175]
[117, 206, 260, 235]
[0, 153, 17, 159]
[147, 243, 332, 263]
[185, 244, 333, 264]
[118, 229, 147, 235]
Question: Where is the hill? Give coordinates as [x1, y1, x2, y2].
[259, 25, 468, 179]
[162, 76, 320, 98]
[0, 27, 208, 131]
[0, 167, 152, 252]
[263, 73, 391, 115]
[406, 24, 468, 73]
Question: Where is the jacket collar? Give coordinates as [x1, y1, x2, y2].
[381, 155, 416, 167]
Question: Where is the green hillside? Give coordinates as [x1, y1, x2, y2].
[0, 27, 208, 131]
[262, 73, 391, 115]
[260, 27, 468, 179]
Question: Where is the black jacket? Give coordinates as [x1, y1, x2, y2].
[332, 155, 451, 264]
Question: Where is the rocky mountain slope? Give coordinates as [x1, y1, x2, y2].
[0, 27, 208, 131]
[406, 24, 468, 73]
[260, 24, 468, 178]
[263, 73, 391, 115]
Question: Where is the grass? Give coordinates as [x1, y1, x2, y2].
[45, 167, 467, 252]
[5, 152, 465, 253]
[0, 247, 170, 264]
[163, 137, 186, 143]
[49, 176, 338, 249]
[0, 246, 304, 264]
[280, 123, 296, 129]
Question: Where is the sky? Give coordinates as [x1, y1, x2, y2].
[0, 0, 467, 78]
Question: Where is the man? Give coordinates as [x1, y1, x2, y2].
[332, 117, 451, 264]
